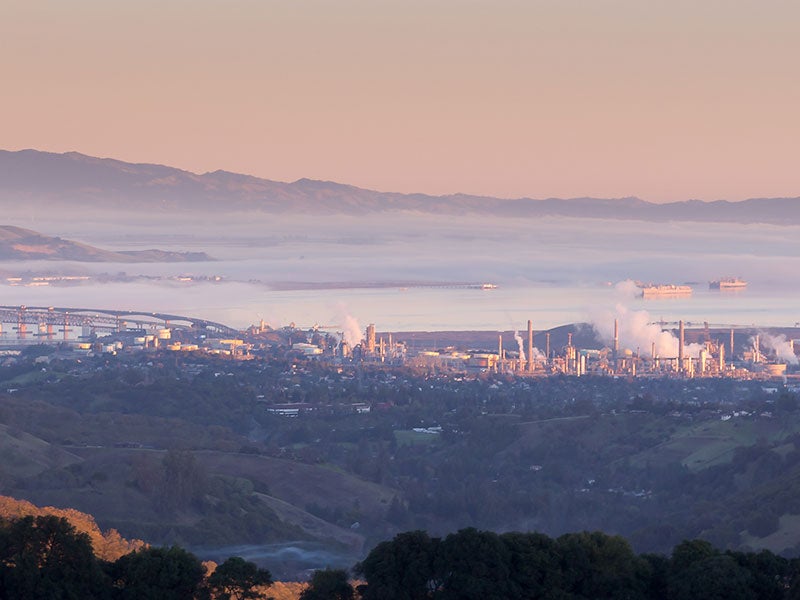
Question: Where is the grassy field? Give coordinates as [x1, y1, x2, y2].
[630, 415, 800, 473]
[0, 423, 82, 479]
[394, 429, 441, 447]
[742, 513, 800, 553]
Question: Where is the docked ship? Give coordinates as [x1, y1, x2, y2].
[638, 283, 693, 298]
[466, 283, 498, 290]
[709, 277, 747, 290]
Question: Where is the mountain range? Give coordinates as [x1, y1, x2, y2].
[1, 148, 798, 224]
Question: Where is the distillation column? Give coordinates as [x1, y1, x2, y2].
[527, 320, 534, 372]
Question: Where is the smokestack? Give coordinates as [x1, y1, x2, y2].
[546, 332, 551, 362]
[679, 320, 685, 372]
[613, 318, 619, 356]
[527, 320, 534, 372]
[719, 342, 725, 372]
[730, 328, 735, 359]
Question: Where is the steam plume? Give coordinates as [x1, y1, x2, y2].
[591, 303, 702, 358]
[759, 333, 798, 365]
[514, 330, 526, 362]
[335, 304, 363, 348]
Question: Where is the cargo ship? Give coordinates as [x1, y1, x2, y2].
[638, 283, 693, 298]
[709, 277, 747, 290]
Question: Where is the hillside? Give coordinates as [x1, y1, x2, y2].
[2, 149, 800, 224]
[3, 349, 800, 575]
[0, 224, 210, 262]
[0, 494, 145, 561]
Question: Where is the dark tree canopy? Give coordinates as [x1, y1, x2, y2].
[299, 568, 354, 600]
[111, 545, 207, 600]
[357, 530, 440, 600]
[4, 513, 800, 600]
[0, 515, 108, 600]
[357, 529, 798, 600]
[207, 556, 272, 600]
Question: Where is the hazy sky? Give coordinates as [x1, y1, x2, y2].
[2, 0, 798, 202]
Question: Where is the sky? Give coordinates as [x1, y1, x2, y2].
[1, 0, 798, 202]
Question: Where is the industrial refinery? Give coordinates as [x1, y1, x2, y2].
[0, 305, 797, 382]
[339, 318, 799, 382]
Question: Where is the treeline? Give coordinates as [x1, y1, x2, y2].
[0, 495, 145, 562]
[0, 515, 272, 599]
[6, 515, 800, 599]
[356, 528, 799, 599]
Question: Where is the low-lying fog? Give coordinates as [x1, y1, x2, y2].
[3, 211, 799, 331]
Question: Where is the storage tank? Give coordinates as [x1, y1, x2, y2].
[765, 363, 787, 376]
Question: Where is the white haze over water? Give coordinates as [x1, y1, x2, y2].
[2, 212, 800, 333]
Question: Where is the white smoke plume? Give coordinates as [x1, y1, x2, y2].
[514, 330, 526, 362]
[759, 333, 799, 365]
[529, 347, 547, 361]
[590, 303, 702, 358]
[615, 279, 641, 299]
[335, 305, 363, 348]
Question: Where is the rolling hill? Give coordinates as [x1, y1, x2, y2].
[0, 225, 210, 262]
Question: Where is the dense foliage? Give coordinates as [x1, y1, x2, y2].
[0, 515, 272, 600]
[357, 528, 799, 599]
[5, 515, 800, 599]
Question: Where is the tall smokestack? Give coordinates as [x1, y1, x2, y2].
[498, 334, 503, 359]
[719, 342, 725, 372]
[546, 333, 551, 362]
[730, 329, 735, 359]
[613, 318, 619, 356]
[527, 320, 534, 372]
[678, 320, 685, 372]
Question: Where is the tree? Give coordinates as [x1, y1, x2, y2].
[556, 531, 649, 600]
[357, 530, 440, 600]
[727, 549, 788, 600]
[159, 450, 208, 511]
[111, 546, 207, 599]
[436, 528, 513, 600]
[299, 568, 354, 600]
[500, 531, 563, 599]
[668, 554, 756, 600]
[670, 539, 717, 573]
[208, 556, 272, 600]
[0, 515, 109, 600]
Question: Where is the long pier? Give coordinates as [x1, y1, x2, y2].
[0, 306, 239, 341]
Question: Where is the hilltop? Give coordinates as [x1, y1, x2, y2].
[2, 149, 799, 224]
[0, 494, 145, 561]
[0, 225, 210, 262]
